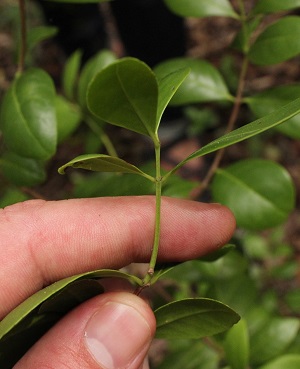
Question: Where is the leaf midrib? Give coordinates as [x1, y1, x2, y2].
[116, 65, 155, 138]
[217, 169, 288, 217]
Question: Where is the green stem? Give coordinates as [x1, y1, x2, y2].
[142, 137, 162, 286]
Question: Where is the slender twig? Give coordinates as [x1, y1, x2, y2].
[17, 0, 27, 74]
[190, 57, 249, 200]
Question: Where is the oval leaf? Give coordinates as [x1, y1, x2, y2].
[166, 97, 300, 176]
[258, 355, 300, 369]
[58, 154, 154, 181]
[62, 49, 82, 101]
[87, 57, 159, 139]
[224, 319, 249, 369]
[249, 317, 300, 365]
[211, 159, 295, 230]
[164, 0, 239, 18]
[155, 298, 240, 339]
[253, 0, 300, 14]
[246, 85, 300, 139]
[78, 49, 116, 109]
[0, 269, 142, 368]
[55, 95, 82, 143]
[0, 151, 46, 186]
[249, 16, 300, 65]
[0, 68, 57, 160]
[155, 58, 232, 105]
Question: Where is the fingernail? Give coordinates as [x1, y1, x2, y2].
[85, 302, 152, 369]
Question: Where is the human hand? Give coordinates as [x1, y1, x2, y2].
[0, 196, 235, 369]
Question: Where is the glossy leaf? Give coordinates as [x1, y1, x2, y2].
[211, 159, 295, 230]
[224, 319, 249, 369]
[253, 0, 300, 14]
[0, 269, 142, 368]
[0, 151, 46, 186]
[258, 355, 300, 369]
[55, 95, 82, 143]
[164, 0, 239, 19]
[0, 68, 57, 160]
[88, 58, 159, 139]
[155, 58, 233, 105]
[166, 97, 300, 176]
[78, 49, 116, 109]
[62, 49, 82, 101]
[58, 154, 154, 181]
[155, 298, 240, 339]
[246, 85, 300, 139]
[249, 317, 300, 365]
[249, 16, 300, 65]
[156, 67, 190, 124]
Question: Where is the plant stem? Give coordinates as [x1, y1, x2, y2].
[142, 137, 162, 286]
[17, 0, 27, 74]
[190, 56, 249, 200]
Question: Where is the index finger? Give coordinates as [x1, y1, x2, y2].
[0, 196, 235, 318]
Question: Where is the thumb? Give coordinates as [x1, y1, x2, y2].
[16, 292, 156, 369]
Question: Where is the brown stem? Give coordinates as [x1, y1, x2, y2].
[18, 0, 27, 74]
[190, 57, 249, 200]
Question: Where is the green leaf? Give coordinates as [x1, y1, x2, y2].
[27, 26, 58, 52]
[155, 58, 233, 105]
[87, 57, 159, 140]
[0, 68, 57, 160]
[249, 16, 300, 65]
[0, 151, 46, 186]
[211, 159, 295, 230]
[250, 318, 300, 365]
[0, 269, 142, 368]
[62, 49, 82, 101]
[258, 355, 300, 369]
[0, 188, 29, 208]
[253, 0, 300, 14]
[224, 319, 249, 369]
[155, 298, 240, 339]
[156, 67, 190, 124]
[199, 244, 236, 262]
[164, 0, 239, 19]
[55, 95, 82, 143]
[246, 85, 300, 139]
[58, 153, 154, 181]
[156, 340, 219, 369]
[166, 97, 300, 176]
[78, 49, 116, 109]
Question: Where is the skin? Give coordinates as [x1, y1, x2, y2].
[0, 196, 235, 369]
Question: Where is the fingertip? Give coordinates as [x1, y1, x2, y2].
[16, 292, 155, 369]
